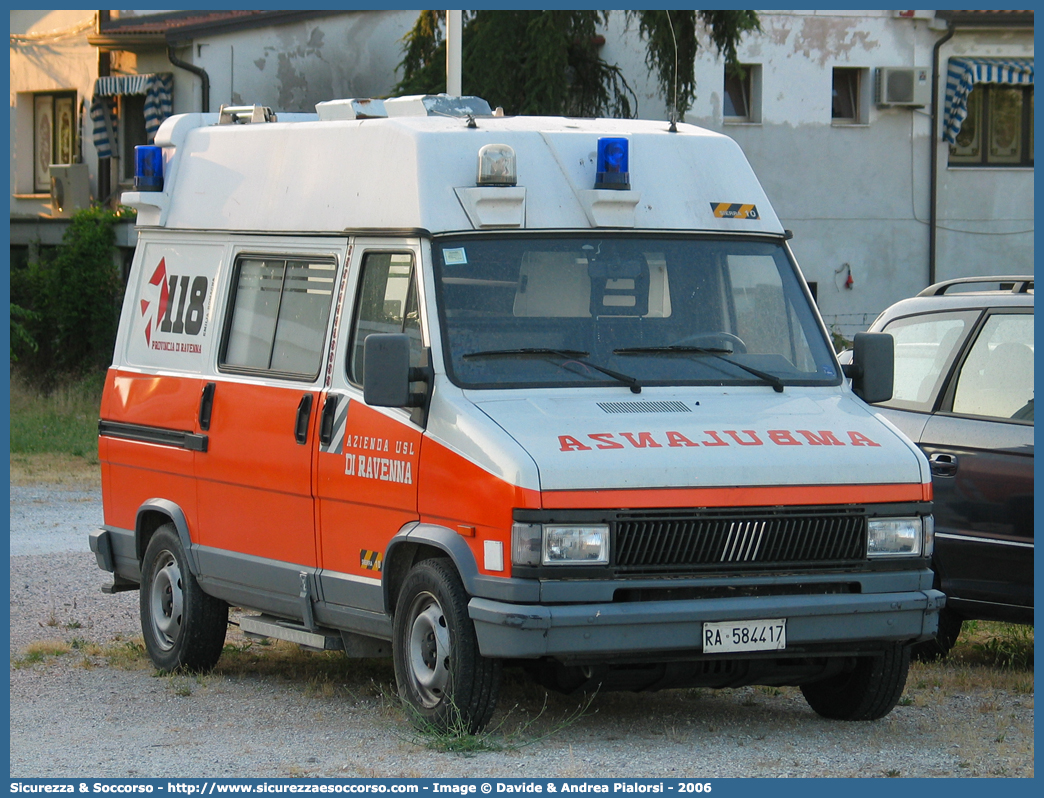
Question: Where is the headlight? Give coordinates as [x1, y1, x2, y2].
[511, 523, 610, 566]
[544, 525, 610, 565]
[867, 517, 924, 558]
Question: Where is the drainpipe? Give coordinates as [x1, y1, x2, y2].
[929, 21, 955, 287]
[167, 44, 210, 113]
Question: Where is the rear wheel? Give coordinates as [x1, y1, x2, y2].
[140, 524, 228, 672]
[392, 559, 500, 733]
[800, 645, 910, 721]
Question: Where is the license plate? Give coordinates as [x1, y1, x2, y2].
[702, 618, 787, 653]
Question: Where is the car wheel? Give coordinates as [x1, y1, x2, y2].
[800, 644, 910, 721]
[911, 607, 964, 663]
[140, 524, 228, 672]
[393, 558, 500, 733]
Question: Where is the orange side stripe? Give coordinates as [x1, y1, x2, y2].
[541, 482, 931, 510]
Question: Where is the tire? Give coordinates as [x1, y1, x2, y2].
[911, 607, 964, 663]
[392, 558, 500, 734]
[140, 524, 228, 673]
[800, 645, 910, 721]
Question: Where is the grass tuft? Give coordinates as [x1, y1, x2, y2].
[12, 640, 72, 668]
[9, 371, 106, 462]
[396, 687, 597, 756]
[104, 638, 151, 670]
[970, 624, 1034, 670]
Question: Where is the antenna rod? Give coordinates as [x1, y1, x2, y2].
[666, 11, 679, 131]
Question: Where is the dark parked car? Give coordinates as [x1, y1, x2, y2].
[847, 276, 1033, 658]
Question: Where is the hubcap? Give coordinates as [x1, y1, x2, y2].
[149, 551, 184, 651]
[407, 592, 451, 707]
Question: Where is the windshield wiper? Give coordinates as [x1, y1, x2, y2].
[614, 345, 784, 393]
[464, 348, 642, 394]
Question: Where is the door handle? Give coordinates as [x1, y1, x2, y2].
[295, 394, 314, 445]
[199, 382, 216, 431]
[319, 395, 338, 447]
[928, 452, 958, 477]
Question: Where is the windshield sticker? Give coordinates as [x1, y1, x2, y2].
[443, 247, 468, 265]
[711, 203, 760, 220]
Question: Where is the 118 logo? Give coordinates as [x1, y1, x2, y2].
[142, 258, 209, 345]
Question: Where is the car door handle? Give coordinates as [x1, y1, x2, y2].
[929, 453, 958, 477]
[319, 395, 338, 447]
[198, 382, 216, 431]
[295, 394, 314, 445]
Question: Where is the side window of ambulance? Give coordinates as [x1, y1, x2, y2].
[220, 256, 337, 380]
[348, 252, 422, 386]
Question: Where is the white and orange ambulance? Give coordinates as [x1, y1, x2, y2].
[91, 95, 943, 731]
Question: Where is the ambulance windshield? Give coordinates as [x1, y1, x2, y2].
[432, 235, 839, 391]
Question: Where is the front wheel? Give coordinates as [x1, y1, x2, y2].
[392, 559, 500, 733]
[800, 645, 910, 721]
[140, 524, 228, 672]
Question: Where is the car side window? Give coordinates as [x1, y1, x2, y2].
[348, 252, 423, 386]
[952, 313, 1034, 422]
[880, 311, 977, 412]
[220, 256, 337, 380]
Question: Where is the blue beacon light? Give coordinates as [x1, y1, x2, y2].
[594, 137, 629, 190]
[134, 145, 164, 191]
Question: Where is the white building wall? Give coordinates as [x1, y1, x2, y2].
[604, 10, 1033, 336]
[185, 10, 419, 114]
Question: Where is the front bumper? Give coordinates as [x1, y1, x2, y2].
[469, 587, 946, 660]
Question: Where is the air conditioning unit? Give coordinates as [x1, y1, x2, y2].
[50, 163, 91, 218]
[875, 67, 930, 107]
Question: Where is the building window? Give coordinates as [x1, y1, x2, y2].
[831, 68, 866, 124]
[724, 64, 761, 123]
[949, 84, 1034, 167]
[33, 92, 77, 193]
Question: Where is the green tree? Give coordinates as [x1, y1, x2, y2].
[634, 11, 761, 119]
[9, 303, 40, 361]
[10, 205, 132, 376]
[395, 10, 760, 118]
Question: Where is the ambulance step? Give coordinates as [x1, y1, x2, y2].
[239, 614, 344, 651]
[101, 575, 139, 594]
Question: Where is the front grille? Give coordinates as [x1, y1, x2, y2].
[614, 512, 866, 573]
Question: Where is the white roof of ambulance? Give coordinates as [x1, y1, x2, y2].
[129, 108, 783, 236]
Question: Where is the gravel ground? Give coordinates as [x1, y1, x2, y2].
[8, 480, 1034, 779]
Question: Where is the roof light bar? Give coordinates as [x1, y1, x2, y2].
[595, 137, 630, 190]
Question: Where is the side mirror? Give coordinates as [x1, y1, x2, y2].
[843, 332, 894, 404]
[363, 334, 427, 408]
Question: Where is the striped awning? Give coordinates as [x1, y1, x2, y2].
[943, 57, 1034, 143]
[90, 73, 174, 158]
